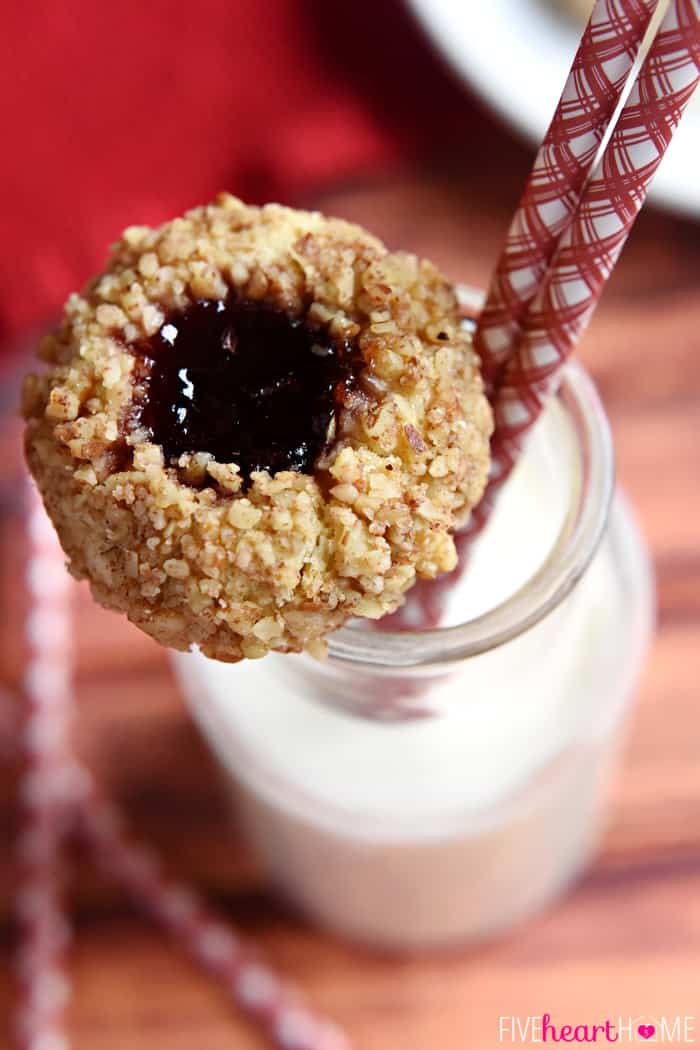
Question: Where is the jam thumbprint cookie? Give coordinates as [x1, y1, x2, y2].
[24, 195, 492, 661]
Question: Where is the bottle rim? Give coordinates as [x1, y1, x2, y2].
[327, 300, 614, 671]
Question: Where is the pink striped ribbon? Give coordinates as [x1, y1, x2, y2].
[77, 786, 349, 1050]
[12, 491, 349, 1050]
[14, 489, 76, 1050]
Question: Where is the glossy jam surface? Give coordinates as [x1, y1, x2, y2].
[135, 298, 359, 480]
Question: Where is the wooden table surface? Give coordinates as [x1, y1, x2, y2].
[1, 132, 700, 1048]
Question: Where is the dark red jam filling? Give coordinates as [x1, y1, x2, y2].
[133, 297, 361, 481]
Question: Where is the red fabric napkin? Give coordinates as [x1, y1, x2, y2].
[0, 0, 476, 354]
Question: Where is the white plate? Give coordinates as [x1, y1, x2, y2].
[406, 0, 700, 218]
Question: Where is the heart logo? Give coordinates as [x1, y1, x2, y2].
[638, 1025, 656, 1040]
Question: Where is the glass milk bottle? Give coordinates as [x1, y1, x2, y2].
[174, 334, 653, 951]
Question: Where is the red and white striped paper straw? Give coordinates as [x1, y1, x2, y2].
[475, 0, 659, 392]
[484, 0, 700, 513]
[407, 0, 698, 623]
